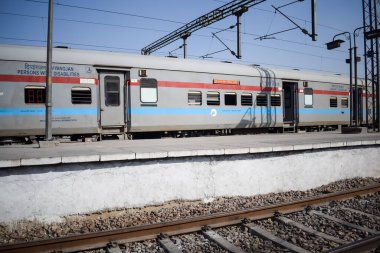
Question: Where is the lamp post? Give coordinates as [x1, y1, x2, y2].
[353, 26, 365, 126]
[326, 32, 353, 126]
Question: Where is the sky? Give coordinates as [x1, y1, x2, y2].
[0, 0, 368, 77]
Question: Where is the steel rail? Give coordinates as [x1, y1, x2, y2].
[1, 184, 379, 253]
[325, 234, 380, 253]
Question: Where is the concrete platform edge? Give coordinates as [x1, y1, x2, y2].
[1, 140, 379, 168]
[21, 157, 62, 166]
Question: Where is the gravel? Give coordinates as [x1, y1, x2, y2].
[171, 233, 228, 253]
[215, 225, 288, 252]
[252, 218, 339, 253]
[0, 177, 379, 245]
[286, 211, 366, 242]
[319, 201, 380, 231]
[341, 192, 380, 216]
[124, 239, 164, 253]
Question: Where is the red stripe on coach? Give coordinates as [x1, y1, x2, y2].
[130, 80, 349, 96]
[128, 80, 280, 92]
[0, 74, 98, 85]
[313, 89, 349, 96]
[158, 81, 279, 91]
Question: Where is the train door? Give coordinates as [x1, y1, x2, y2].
[283, 81, 298, 123]
[99, 72, 125, 127]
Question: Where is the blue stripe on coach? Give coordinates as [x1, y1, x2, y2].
[0, 107, 349, 116]
[299, 108, 350, 115]
[0, 108, 97, 116]
[130, 107, 283, 115]
[130, 107, 348, 115]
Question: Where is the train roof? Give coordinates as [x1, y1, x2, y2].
[0, 44, 349, 84]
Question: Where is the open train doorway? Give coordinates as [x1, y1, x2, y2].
[283, 81, 298, 124]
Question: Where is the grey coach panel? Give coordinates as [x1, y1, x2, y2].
[0, 45, 349, 84]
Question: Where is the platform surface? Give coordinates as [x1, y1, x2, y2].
[1, 131, 380, 168]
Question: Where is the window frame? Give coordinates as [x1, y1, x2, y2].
[24, 86, 46, 104]
[224, 92, 237, 106]
[330, 96, 338, 108]
[71, 87, 92, 104]
[104, 75, 120, 107]
[341, 97, 349, 108]
[256, 93, 268, 106]
[140, 78, 158, 103]
[241, 93, 253, 106]
[270, 94, 281, 107]
[188, 91, 202, 106]
[304, 88, 313, 108]
[207, 91, 220, 106]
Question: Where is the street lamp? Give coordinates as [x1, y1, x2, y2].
[326, 39, 345, 50]
[353, 26, 366, 126]
[326, 32, 353, 126]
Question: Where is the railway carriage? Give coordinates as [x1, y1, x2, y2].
[0, 44, 365, 142]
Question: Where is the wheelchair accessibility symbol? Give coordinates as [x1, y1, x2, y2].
[210, 109, 217, 117]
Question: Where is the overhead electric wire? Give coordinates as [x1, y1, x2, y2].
[212, 32, 238, 57]
[212, 0, 346, 32]
[276, 0, 303, 9]
[0, 10, 352, 58]
[24, 0, 185, 25]
[0, 36, 140, 52]
[271, 4, 312, 38]
[0, 11, 348, 55]
[2, 2, 355, 66]
[252, 6, 346, 33]
[200, 48, 229, 58]
[0, 12, 212, 39]
[213, 36, 345, 62]
[14, 0, 349, 54]
[256, 27, 298, 40]
[23, 0, 346, 39]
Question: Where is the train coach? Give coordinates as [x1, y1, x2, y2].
[0, 44, 366, 142]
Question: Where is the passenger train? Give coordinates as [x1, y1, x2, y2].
[0, 44, 368, 142]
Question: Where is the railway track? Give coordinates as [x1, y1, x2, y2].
[0, 184, 379, 253]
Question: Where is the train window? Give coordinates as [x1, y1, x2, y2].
[241, 93, 252, 106]
[72, 87, 92, 104]
[304, 88, 313, 108]
[271, 94, 281, 106]
[25, 86, 46, 104]
[140, 78, 158, 103]
[330, 96, 338, 107]
[105, 76, 120, 106]
[188, 91, 202, 105]
[256, 93, 268, 106]
[207, 91, 220, 106]
[224, 92, 237, 106]
[341, 97, 349, 108]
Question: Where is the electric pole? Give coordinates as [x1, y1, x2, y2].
[45, 0, 53, 141]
